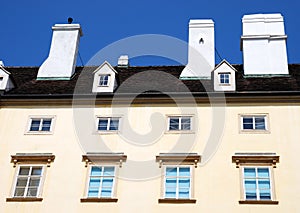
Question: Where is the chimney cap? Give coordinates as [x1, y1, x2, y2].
[52, 24, 83, 36]
[118, 55, 129, 68]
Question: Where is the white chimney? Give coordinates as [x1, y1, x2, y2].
[241, 14, 288, 75]
[180, 19, 215, 79]
[37, 24, 83, 80]
[118, 55, 129, 68]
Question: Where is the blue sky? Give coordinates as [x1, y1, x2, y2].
[0, 0, 299, 66]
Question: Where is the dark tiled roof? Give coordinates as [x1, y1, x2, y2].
[3, 64, 300, 96]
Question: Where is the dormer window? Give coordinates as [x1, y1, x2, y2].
[99, 75, 110, 87]
[219, 73, 230, 84]
[213, 60, 237, 92]
[92, 61, 118, 93]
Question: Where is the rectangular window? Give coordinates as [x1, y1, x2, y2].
[29, 118, 52, 132]
[219, 73, 230, 84]
[13, 166, 43, 198]
[87, 166, 115, 198]
[168, 117, 191, 131]
[241, 116, 266, 130]
[97, 117, 119, 131]
[243, 167, 272, 201]
[164, 166, 191, 199]
[99, 75, 110, 86]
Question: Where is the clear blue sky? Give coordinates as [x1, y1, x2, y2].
[0, 0, 299, 66]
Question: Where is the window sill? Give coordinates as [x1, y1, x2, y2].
[94, 131, 119, 135]
[158, 198, 196, 204]
[80, 198, 118, 203]
[6, 197, 43, 202]
[239, 200, 278, 205]
[165, 131, 194, 134]
[24, 131, 53, 135]
[218, 83, 231, 86]
[239, 130, 270, 134]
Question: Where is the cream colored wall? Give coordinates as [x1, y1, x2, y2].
[0, 103, 299, 212]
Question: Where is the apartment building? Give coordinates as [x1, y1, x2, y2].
[0, 13, 299, 212]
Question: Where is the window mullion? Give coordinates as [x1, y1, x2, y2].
[107, 118, 111, 130]
[178, 118, 182, 131]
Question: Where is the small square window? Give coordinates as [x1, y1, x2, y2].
[97, 117, 120, 131]
[168, 116, 191, 131]
[219, 73, 230, 84]
[87, 166, 115, 198]
[164, 166, 191, 199]
[240, 115, 268, 132]
[99, 75, 110, 86]
[13, 166, 44, 198]
[29, 118, 53, 132]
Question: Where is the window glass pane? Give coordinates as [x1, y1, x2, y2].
[255, 117, 265, 130]
[41, 119, 52, 131]
[26, 188, 38, 197]
[181, 118, 191, 130]
[178, 188, 190, 198]
[98, 119, 108, 130]
[179, 167, 190, 176]
[88, 189, 99, 197]
[166, 167, 177, 177]
[102, 178, 114, 188]
[244, 180, 256, 189]
[14, 188, 25, 197]
[258, 180, 270, 189]
[99, 75, 109, 86]
[165, 188, 176, 198]
[169, 118, 179, 130]
[101, 189, 112, 197]
[109, 119, 119, 130]
[244, 168, 256, 178]
[29, 178, 40, 187]
[16, 178, 27, 187]
[103, 167, 115, 176]
[260, 190, 271, 200]
[243, 117, 253, 129]
[166, 178, 177, 188]
[89, 178, 101, 188]
[257, 168, 269, 178]
[19, 167, 30, 175]
[245, 189, 257, 200]
[30, 120, 40, 131]
[31, 167, 42, 176]
[91, 166, 102, 176]
[179, 178, 190, 188]
[220, 74, 230, 84]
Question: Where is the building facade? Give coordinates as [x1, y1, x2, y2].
[0, 13, 299, 212]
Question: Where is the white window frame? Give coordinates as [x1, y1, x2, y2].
[219, 73, 231, 85]
[98, 74, 110, 87]
[239, 114, 269, 133]
[85, 165, 117, 199]
[11, 165, 46, 198]
[241, 166, 274, 201]
[96, 117, 120, 132]
[26, 116, 56, 135]
[163, 165, 192, 199]
[167, 116, 192, 132]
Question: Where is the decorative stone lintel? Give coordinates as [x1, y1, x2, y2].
[232, 154, 279, 168]
[156, 153, 201, 168]
[82, 153, 127, 168]
[11, 153, 55, 167]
